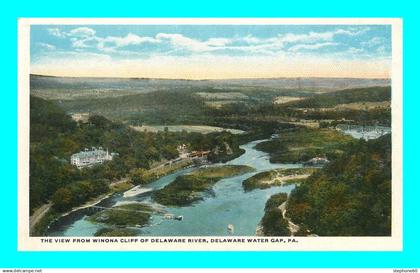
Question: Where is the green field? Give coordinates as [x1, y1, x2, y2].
[131, 125, 244, 135]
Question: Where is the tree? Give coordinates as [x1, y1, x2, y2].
[262, 208, 291, 236]
[51, 187, 74, 212]
[129, 168, 148, 185]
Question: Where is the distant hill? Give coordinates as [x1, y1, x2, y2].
[30, 74, 392, 126]
[284, 86, 391, 108]
[31, 74, 390, 95]
[56, 90, 210, 124]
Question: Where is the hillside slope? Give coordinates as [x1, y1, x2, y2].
[286, 86, 391, 108]
[287, 135, 391, 236]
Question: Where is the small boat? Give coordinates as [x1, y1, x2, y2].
[227, 224, 234, 234]
[175, 215, 184, 221]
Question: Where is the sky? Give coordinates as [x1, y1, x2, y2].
[30, 24, 392, 79]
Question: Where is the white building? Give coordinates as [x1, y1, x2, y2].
[177, 144, 188, 158]
[70, 147, 114, 169]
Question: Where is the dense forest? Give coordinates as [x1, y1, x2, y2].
[286, 135, 392, 236]
[261, 193, 290, 236]
[30, 96, 243, 213]
[53, 84, 392, 129]
[255, 127, 354, 163]
[207, 87, 391, 128]
[57, 90, 211, 125]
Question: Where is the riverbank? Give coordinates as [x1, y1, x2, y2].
[31, 188, 116, 236]
[61, 192, 114, 217]
[32, 156, 196, 235]
[44, 138, 302, 236]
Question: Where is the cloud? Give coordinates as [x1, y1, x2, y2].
[68, 27, 96, 38]
[155, 33, 232, 52]
[288, 42, 339, 52]
[280, 31, 334, 44]
[47, 28, 66, 38]
[346, 47, 365, 55]
[242, 35, 261, 44]
[37, 25, 390, 78]
[228, 27, 368, 54]
[376, 45, 387, 55]
[102, 33, 158, 47]
[47, 27, 98, 48]
[47, 27, 96, 39]
[46, 26, 373, 56]
[49, 29, 233, 53]
[36, 42, 56, 51]
[361, 37, 387, 48]
[335, 27, 370, 36]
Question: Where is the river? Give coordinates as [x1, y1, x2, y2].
[46, 138, 301, 236]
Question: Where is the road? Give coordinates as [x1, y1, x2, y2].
[29, 202, 52, 234]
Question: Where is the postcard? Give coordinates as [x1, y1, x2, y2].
[18, 18, 402, 251]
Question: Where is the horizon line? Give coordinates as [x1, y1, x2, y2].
[30, 73, 391, 81]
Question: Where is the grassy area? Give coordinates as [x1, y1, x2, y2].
[110, 181, 134, 193]
[255, 128, 354, 163]
[273, 96, 304, 105]
[94, 228, 138, 237]
[243, 168, 316, 191]
[131, 125, 244, 135]
[88, 203, 154, 227]
[195, 92, 249, 100]
[333, 101, 390, 111]
[153, 165, 255, 206]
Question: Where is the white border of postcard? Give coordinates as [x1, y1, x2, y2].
[17, 18, 403, 251]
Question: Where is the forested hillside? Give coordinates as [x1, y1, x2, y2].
[286, 86, 391, 108]
[287, 135, 392, 236]
[30, 96, 242, 212]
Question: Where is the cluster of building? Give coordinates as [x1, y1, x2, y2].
[177, 144, 210, 159]
[70, 143, 210, 170]
[70, 147, 117, 169]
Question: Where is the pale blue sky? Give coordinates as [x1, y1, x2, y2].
[30, 25, 392, 79]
